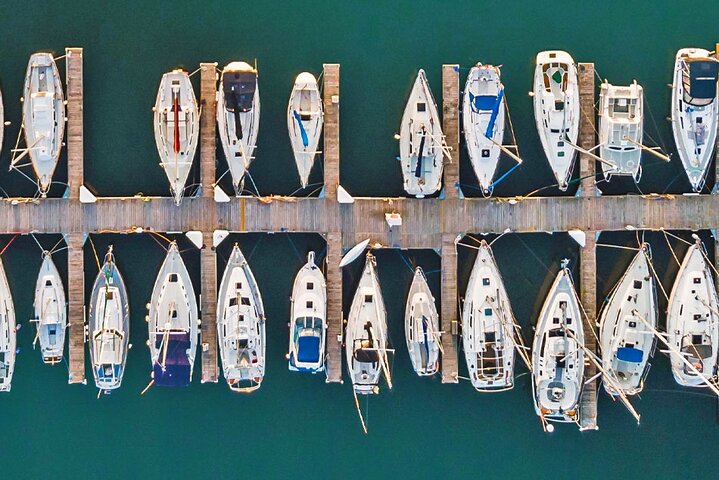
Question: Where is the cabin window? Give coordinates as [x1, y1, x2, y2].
[45, 280, 52, 287]
[558, 151, 565, 157]
[553, 317, 560, 324]
[239, 339, 248, 349]
[171, 310, 178, 319]
[566, 318, 572, 325]
[697, 117, 703, 124]
[239, 315, 245, 322]
[307, 282, 314, 290]
[106, 291, 114, 300]
[481, 149, 490, 158]
[229, 298, 238, 307]
[235, 282, 242, 290]
[633, 280, 642, 289]
[559, 301, 567, 309]
[550, 129, 560, 134]
[306, 301, 313, 309]
[417, 102, 426, 112]
[364, 295, 373, 303]
[692, 334, 703, 344]
[694, 314, 702, 321]
[694, 277, 701, 284]
[241, 297, 251, 306]
[482, 278, 490, 286]
[484, 308, 492, 316]
[169, 274, 178, 283]
[629, 321, 637, 328]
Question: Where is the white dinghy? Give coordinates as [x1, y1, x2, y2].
[217, 244, 266, 392]
[532, 51, 579, 190]
[88, 247, 130, 392]
[153, 69, 199, 205]
[532, 262, 584, 424]
[598, 244, 657, 396]
[462, 240, 516, 391]
[288, 72, 323, 189]
[404, 266, 440, 376]
[148, 242, 198, 387]
[399, 69, 445, 198]
[345, 254, 391, 394]
[217, 62, 260, 196]
[463, 64, 505, 193]
[289, 251, 326, 373]
[32, 252, 66, 365]
[22, 53, 65, 196]
[666, 238, 719, 387]
[0, 257, 15, 392]
[671, 48, 719, 192]
[599, 80, 644, 181]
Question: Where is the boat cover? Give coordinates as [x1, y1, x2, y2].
[297, 335, 320, 363]
[688, 61, 719, 100]
[153, 333, 191, 387]
[223, 71, 256, 112]
[472, 94, 497, 112]
[616, 346, 643, 363]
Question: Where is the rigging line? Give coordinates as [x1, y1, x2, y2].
[148, 233, 168, 253]
[29, 233, 44, 252]
[644, 95, 670, 154]
[662, 230, 682, 268]
[289, 182, 323, 198]
[395, 250, 415, 274]
[49, 236, 66, 255]
[245, 170, 261, 198]
[148, 230, 173, 245]
[305, 185, 324, 198]
[87, 235, 102, 272]
[247, 235, 264, 262]
[285, 233, 304, 263]
[662, 171, 685, 194]
[645, 250, 670, 302]
[503, 92, 520, 154]
[187, 66, 202, 78]
[515, 234, 551, 273]
[596, 243, 641, 251]
[661, 229, 694, 246]
[0, 234, 20, 257]
[698, 247, 719, 281]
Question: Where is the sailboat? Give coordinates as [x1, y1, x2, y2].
[217, 62, 260, 196]
[532, 262, 584, 424]
[0, 257, 15, 392]
[532, 51, 580, 191]
[462, 63, 506, 193]
[0, 84, 4, 158]
[88, 247, 130, 392]
[399, 69, 445, 198]
[598, 244, 657, 396]
[345, 254, 391, 394]
[666, 238, 719, 387]
[217, 244, 266, 392]
[289, 251, 326, 373]
[287, 72, 323, 189]
[462, 240, 516, 391]
[404, 266, 440, 376]
[153, 69, 199, 205]
[598, 80, 644, 181]
[32, 253, 66, 364]
[671, 48, 719, 192]
[22, 53, 65, 196]
[148, 242, 198, 387]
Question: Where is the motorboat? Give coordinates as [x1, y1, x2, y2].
[289, 251, 326, 373]
[404, 266, 440, 376]
[0, 257, 15, 392]
[33, 252, 66, 364]
[598, 80, 644, 181]
[287, 72, 323, 188]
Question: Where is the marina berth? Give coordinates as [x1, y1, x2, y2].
[32, 253, 66, 365]
[404, 266, 440, 376]
[289, 251, 326, 373]
[153, 69, 199, 205]
[217, 61, 260, 196]
[399, 69, 445, 198]
[0, 257, 15, 392]
[217, 244, 266, 392]
[598, 80, 644, 181]
[288, 72, 323, 189]
[22, 52, 65, 196]
[88, 247, 130, 392]
[532, 50, 579, 190]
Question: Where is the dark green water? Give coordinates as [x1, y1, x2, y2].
[2, 1, 719, 478]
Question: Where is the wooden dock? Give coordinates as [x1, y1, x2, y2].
[324, 232, 343, 383]
[65, 47, 83, 200]
[199, 63, 218, 199]
[577, 62, 598, 430]
[200, 231, 218, 383]
[67, 233, 85, 384]
[442, 65, 460, 199]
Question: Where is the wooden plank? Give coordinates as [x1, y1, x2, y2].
[440, 233, 459, 383]
[65, 48, 83, 200]
[579, 232, 598, 430]
[442, 65, 460, 199]
[578, 63, 596, 197]
[200, 63, 218, 199]
[67, 234, 86, 384]
[200, 231, 218, 383]
[323, 64, 340, 200]
[324, 232, 343, 382]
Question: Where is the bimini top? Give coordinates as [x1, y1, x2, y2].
[684, 59, 719, 106]
[616, 346, 643, 363]
[153, 332, 191, 387]
[223, 70, 257, 113]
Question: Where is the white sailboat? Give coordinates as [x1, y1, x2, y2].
[532, 51, 580, 191]
[217, 62, 260, 196]
[22, 52, 65, 196]
[666, 238, 719, 387]
[598, 80, 644, 181]
[532, 262, 584, 424]
[404, 266, 440, 376]
[148, 242, 198, 387]
[598, 244, 657, 396]
[0, 84, 4, 158]
[399, 69, 445, 198]
[32, 253, 66, 365]
[0, 257, 15, 392]
[153, 69, 199, 205]
[289, 251, 326, 373]
[671, 48, 719, 192]
[345, 254, 391, 394]
[287, 72, 323, 188]
[462, 240, 516, 391]
[462, 63, 505, 193]
[88, 247, 130, 392]
[217, 244, 266, 392]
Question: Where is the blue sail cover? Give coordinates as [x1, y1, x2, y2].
[471, 94, 497, 112]
[293, 110, 310, 148]
[485, 88, 504, 138]
[297, 336, 321, 363]
[153, 333, 192, 387]
[689, 61, 719, 100]
[617, 346, 643, 363]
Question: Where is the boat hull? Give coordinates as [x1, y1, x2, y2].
[287, 72, 323, 189]
[289, 251, 326, 373]
[599, 81, 644, 181]
[0, 257, 15, 392]
[404, 267, 440, 376]
[33, 253, 66, 364]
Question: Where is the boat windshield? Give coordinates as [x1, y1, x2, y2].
[683, 59, 719, 107]
[224, 71, 257, 113]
